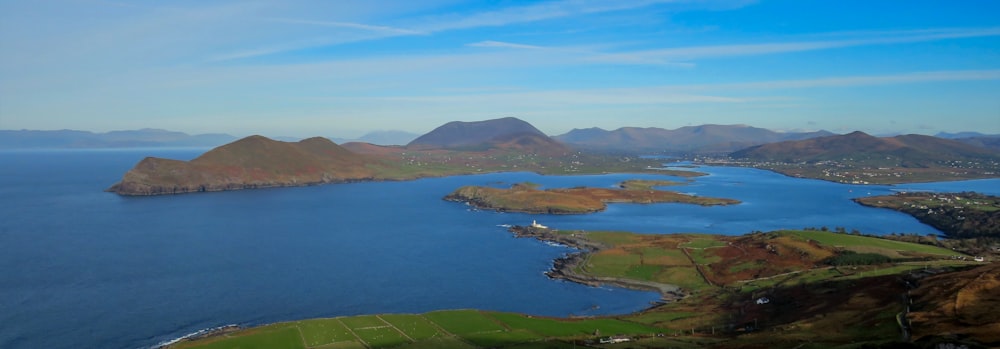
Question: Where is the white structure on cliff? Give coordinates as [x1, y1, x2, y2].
[531, 220, 548, 229]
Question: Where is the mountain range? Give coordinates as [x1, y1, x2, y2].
[731, 131, 999, 166]
[106, 117, 1000, 194]
[554, 124, 835, 153]
[0, 129, 237, 149]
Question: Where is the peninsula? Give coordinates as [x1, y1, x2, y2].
[854, 192, 1000, 239]
[166, 226, 996, 349]
[717, 131, 1000, 184]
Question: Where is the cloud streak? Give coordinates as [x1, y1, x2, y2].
[598, 27, 1000, 62]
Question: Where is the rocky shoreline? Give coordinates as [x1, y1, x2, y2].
[508, 225, 685, 302]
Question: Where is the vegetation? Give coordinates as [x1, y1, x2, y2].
[718, 131, 1000, 184]
[854, 191, 1000, 238]
[824, 251, 892, 266]
[168, 229, 995, 349]
[443, 181, 739, 214]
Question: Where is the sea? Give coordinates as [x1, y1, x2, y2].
[1, 149, 998, 349]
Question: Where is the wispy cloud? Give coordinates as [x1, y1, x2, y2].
[603, 27, 1000, 62]
[211, 0, 691, 61]
[419, 0, 683, 31]
[267, 18, 425, 35]
[466, 40, 545, 49]
[712, 69, 1000, 89]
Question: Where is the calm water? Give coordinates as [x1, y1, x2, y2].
[1, 150, 998, 349]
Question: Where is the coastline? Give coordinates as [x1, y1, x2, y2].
[508, 225, 686, 302]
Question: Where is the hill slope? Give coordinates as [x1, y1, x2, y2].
[723, 131, 1000, 183]
[407, 117, 568, 153]
[107, 136, 377, 195]
[555, 124, 833, 153]
[732, 131, 998, 166]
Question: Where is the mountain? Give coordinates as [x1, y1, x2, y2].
[935, 131, 994, 139]
[732, 131, 999, 166]
[357, 130, 420, 145]
[407, 117, 568, 153]
[0, 128, 236, 149]
[107, 136, 377, 195]
[329, 130, 420, 146]
[554, 124, 834, 153]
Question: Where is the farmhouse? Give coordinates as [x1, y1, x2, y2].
[599, 335, 631, 344]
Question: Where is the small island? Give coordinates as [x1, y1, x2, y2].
[443, 180, 739, 214]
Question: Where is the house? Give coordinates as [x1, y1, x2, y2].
[599, 336, 631, 344]
[531, 220, 548, 229]
[756, 297, 770, 305]
[974, 256, 985, 262]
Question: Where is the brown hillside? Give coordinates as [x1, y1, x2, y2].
[488, 132, 571, 155]
[732, 131, 999, 165]
[908, 263, 1000, 345]
[108, 136, 378, 195]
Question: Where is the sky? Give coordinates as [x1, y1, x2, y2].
[1, 0, 999, 138]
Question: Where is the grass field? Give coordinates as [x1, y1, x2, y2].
[487, 312, 663, 337]
[680, 238, 728, 249]
[781, 230, 958, 256]
[296, 318, 355, 347]
[378, 314, 442, 340]
[423, 310, 507, 335]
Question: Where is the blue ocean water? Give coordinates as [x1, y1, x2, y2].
[1, 150, 997, 349]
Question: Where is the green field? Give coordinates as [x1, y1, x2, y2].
[378, 314, 442, 340]
[423, 310, 507, 335]
[296, 318, 355, 347]
[338, 315, 386, 330]
[680, 238, 727, 249]
[781, 230, 958, 256]
[487, 312, 663, 337]
[352, 326, 409, 348]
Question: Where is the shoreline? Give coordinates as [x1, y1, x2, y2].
[508, 225, 686, 302]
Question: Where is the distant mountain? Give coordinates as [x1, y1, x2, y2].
[407, 117, 568, 153]
[329, 131, 420, 146]
[731, 131, 999, 166]
[953, 136, 1000, 151]
[935, 131, 995, 139]
[357, 130, 420, 145]
[0, 128, 236, 149]
[554, 124, 834, 153]
[108, 136, 376, 195]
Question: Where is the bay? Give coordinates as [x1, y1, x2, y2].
[1, 150, 997, 349]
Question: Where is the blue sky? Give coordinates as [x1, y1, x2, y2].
[1, 0, 998, 138]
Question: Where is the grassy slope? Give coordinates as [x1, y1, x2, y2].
[780, 230, 956, 256]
